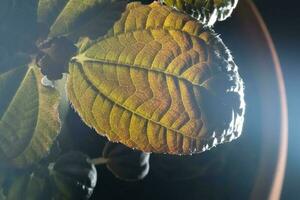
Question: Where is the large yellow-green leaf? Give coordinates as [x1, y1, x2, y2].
[0, 65, 61, 167]
[67, 2, 245, 154]
[38, 0, 129, 41]
[161, 0, 238, 26]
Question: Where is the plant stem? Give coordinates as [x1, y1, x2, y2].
[89, 157, 109, 165]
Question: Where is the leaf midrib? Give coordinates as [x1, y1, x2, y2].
[73, 53, 211, 88]
[0, 67, 28, 122]
[0, 66, 39, 159]
[74, 62, 202, 140]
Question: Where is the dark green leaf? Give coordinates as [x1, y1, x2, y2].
[5, 171, 48, 200]
[50, 151, 97, 200]
[38, 0, 129, 42]
[0, 64, 61, 168]
[102, 142, 150, 181]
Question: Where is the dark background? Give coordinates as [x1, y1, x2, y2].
[252, 0, 300, 199]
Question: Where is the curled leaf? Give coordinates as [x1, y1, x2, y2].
[67, 2, 245, 154]
[161, 0, 238, 26]
[101, 142, 150, 181]
[0, 65, 61, 167]
[50, 151, 97, 200]
[36, 36, 77, 80]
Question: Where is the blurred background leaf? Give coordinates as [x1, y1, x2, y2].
[38, 0, 129, 42]
[0, 65, 61, 168]
[101, 142, 150, 181]
[50, 151, 97, 200]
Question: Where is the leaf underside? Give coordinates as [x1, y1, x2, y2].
[0, 65, 61, 167]
[67, 2, 245, 154]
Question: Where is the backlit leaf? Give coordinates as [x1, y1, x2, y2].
[161, 0, 238, 26]
[67, 2, 245, 154]
[0, 65, 61, 167]
[38, 0, 129, 41]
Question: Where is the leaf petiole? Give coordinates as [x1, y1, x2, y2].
[89, 157, 109, 165]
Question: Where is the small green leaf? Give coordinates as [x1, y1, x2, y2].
[38, 0, 129, 41]
[0, 65, 61, 168]
[5, 171, 48, 200]
[50, 151, 97, 200]
[102, 142, 150, 181]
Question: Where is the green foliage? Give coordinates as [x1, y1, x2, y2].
[0, 65, 61, 167]
[50, 151, 97, 200]
[67, 2, 245, 155]
[102, 142, 150, 181]
[0, 0, 245, 199]
[38, 0, 129, 41]
[6, 172, 47, 200]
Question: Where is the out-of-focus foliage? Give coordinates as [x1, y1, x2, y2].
[50, 151, 97, 200]
[0, 151, 97, 200]
[0, 65, 61, 168]
[6, 172, 47, 200]
[0, 171, 5, 200]
[37, 0, 129, 41]
[102, 142, 150, 181]
[67, 2, 245, 155]
[161, 0, 238, 26]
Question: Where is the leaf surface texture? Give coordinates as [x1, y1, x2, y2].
[0, 65, 61, 167]
[67, 2, 245, 154]
[38, 0, 128, 41]
[161, 0, 238, 25]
